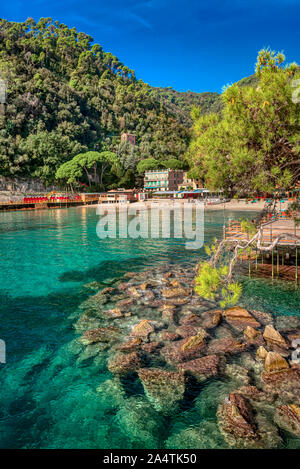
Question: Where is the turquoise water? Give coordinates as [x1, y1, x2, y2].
[0, 206, 299, 448]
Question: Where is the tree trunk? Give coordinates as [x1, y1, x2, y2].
[83, 166, 91, 188]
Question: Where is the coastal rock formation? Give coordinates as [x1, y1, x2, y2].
[218, 392, 282, 448]
[263, 325, 289, 350]
[224, 364, 250, 386]
[223, 307, 260, 331]
[218, 393, 258, 443]
[108, 351, 143, 375]
[256, 346, 268, 360]
[105, 308, 123, 319]
[161, 336, 206, 364]
[161, 287, 191, 298]
[131, 319, 155, 339]
[275, 404, 300, 438]
[207, 337, 248, 355]
[275, 315, 300, 332]
[138, 368, 185, 413]
[177, 355, 222, 382]
[117, 337, 142, 352]
[263, 351, 289, 373]
[180, 330, 206, 351]
[201, 310, 222, 329]
[79, 326, 120, 345]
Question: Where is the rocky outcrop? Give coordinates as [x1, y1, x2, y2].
[223, 307, 260, 331]
[177, 355, 222, 382]
[263, 351, 289, 373]
[161, 287, 191, 298]
[108, 351, 143, 375]
[131, 320, 155, 339]
[218, 393, 258, 444]
[201, 310, 222, 329]
[207, 337, 248, 355]
[79, 326, 120, 345]
[138, 368, 185, 413]
[275, 404, 300, 438]
[218, 391, 282, 449]
[256, 346, 268, 360]
[263, 325, 289, 350]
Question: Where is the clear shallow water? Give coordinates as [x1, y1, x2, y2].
[0, 206, 299, 448]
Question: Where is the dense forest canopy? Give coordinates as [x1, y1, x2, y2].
[0, 17, 196, 188]
[186, 49, 300, 196]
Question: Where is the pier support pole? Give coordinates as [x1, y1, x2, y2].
[296, 247, 298, 284]
[277, 251, 279, 276]
[272, 249, 274, 280]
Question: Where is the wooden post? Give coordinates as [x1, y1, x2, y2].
[255, 248, 258, 271]
[277, 250, 279, 276]
[296, 247, 298, 284]
[272, 249, 274, 280]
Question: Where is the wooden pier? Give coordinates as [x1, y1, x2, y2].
[225, 217, 300, 246]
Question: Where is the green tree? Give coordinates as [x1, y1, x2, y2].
[137, 157, 159, 174]
[187, 49, 300, 195]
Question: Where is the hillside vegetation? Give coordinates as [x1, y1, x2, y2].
[0, 17, 191, 185]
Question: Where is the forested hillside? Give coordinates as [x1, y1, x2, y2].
[150, 87, 222, 127]
[0, 18, 191, 184]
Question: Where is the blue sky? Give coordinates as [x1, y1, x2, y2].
[1, 0, 299, 93]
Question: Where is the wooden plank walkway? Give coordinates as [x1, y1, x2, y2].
[225, 218, 300, 246]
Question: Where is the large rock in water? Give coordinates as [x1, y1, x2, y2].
[161, 336, 206, 364]
[275, 404, 300, 438]
[223, 307, 260, 330]
[218, 392, 282, 449]
[108, 351, 143, 375]
[264, 351, 289, 373]
[218, 393, 258, 443]
[263, 325, 289, 350]
[177, 355, 222, 382]
[131, 319, 155, 339]
[79, 326, 120, 345]
[138, 368, 185, 413]
[161, 287, 191, 298]
[207, 337, 248, 355]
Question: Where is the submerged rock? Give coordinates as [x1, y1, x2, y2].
[275, 404, 300, 438]
[207, 337, 248, 356]
[138, 368, 185, 413]
[218, 393, 258, 442]
[105, 308, 123, 319]
[275, 315, 300, 332]
[201, 310, 222, 329]
[131, 319, 155, 339]
[225, 364, 250, 386]
[79, 326, 120, 345]
[180, 329, 206, 352]
[165, 421, 226, 449]
[161, 287, 191, 298]
[108, 351, 143, 375]
[159, 331, 180, 342]
[177, 355, 222, 382]
[117, 337, 143, 353]
[96, 378, 126, 409]
[218, 392, 281, 448]
[223, 307, 260, 330]
[161, 336, 206, 364]
[115, 396, 164, 449]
